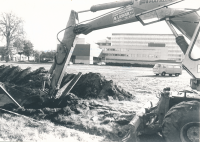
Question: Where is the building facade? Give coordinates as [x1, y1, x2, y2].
[64, 38, 102, 65]
[97, 33, 184, 64]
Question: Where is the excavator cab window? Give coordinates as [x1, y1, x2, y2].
[136, 7, 173, 25]
[135, 0, 188, 25]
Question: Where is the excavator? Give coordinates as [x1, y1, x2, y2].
[0, 0, 199, 142]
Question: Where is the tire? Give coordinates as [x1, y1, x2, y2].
[161, 72, 166, 76]
[162, 101, 200, 142]
[169, 74, 172, 76]
[175, 73, 179, 76]
[180, 122, 200, 142]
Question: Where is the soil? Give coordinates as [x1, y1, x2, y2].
[0, 65, 136, 141]
[0, 65, 134, 102]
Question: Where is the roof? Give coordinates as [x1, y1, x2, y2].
[96, 39, 111, 44]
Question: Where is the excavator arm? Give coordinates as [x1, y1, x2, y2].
[49, 0, 187, 97]
[72, 0, 200, 91]
[73, 0, 184, 35]
[48, 0, 200, 99]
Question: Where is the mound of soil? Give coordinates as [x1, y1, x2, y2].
[0, 65, 48, 88]
[6, 93, 89, 120]
[0, 65, 136, 140]
[0, 66, 134, 119]
[0, 65, 134, 103]
[70, 72, 133, 101]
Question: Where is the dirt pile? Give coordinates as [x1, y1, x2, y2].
[70, 72, 133, 101]
[0, 65, 48, 87]
[0, 65, 136, 140]
[0, 65, 134, 102]
[3, 93, 88, 119]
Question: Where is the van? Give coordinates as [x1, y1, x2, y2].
[153, 63, 182, 76]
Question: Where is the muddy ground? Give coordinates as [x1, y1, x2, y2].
[0, 62, 193, 142]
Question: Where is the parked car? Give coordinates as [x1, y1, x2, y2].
[68, 61, 73, 65]
[153, 63, 182, 76]
[97, 62, 106, 66]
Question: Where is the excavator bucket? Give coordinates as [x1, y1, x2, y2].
[48, 10, 80, 98]
[0, 83, 22, 108]
[0, 81, 47, 108]
[0, 71, 82, 109]
[122, 115, 141, 142]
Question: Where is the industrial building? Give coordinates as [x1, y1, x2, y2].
[97, 33, 184, 64]
[70, 38, 102, 64]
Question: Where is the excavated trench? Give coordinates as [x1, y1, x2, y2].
[0, 65, 135, 139]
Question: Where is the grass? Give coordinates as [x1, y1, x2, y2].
[0, 113, 106, 142]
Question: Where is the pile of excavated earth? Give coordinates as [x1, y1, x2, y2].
[0, 65, 135, 139]
[0, 64, 133, 102]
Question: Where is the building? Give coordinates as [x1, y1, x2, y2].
[97, 33, 184, 64]
[0, 46, 35, 61]
[71, 43, 102, 64]
[75, 38, 85, 44]
[57, 38, 102, 65]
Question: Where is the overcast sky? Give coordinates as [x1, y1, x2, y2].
[0, 0, 199, 51]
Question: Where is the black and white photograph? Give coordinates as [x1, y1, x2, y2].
[0, 0, 199, 142]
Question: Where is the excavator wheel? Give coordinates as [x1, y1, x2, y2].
[162, 101, 200, 142]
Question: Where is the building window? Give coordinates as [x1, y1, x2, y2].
[174, 66, 181, 68]
[167, 65, 174, 68]
[142, 54, 147, 57]
[148, 54, 154, 58]
[148, 43, 165, 47]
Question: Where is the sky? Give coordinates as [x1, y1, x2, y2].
[0, 0, 199, 51]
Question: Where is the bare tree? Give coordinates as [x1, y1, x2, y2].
[0, 12, 25, 62]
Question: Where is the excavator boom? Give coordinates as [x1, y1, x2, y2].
[74, 0, 183, 34]
[73, 1, 200, 91]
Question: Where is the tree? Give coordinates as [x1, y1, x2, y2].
[23, 40, 33, 61]
[13, 38, 24, 61]
[0, 47, 6, 61]
[33, 50, 41, 62]
[0, 12, 25, 62]
[41, 50, 56, 60]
